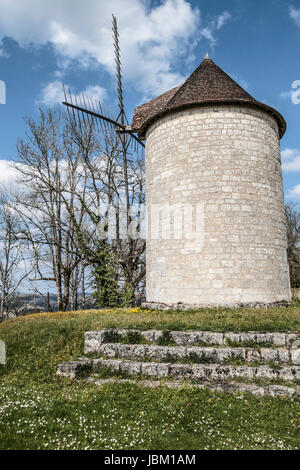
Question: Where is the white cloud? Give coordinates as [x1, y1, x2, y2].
[282, 148, 300, 172]
[84, 85, 107, 103]
[289, 6, 300, 27]
[0, 0, 231, 96]
[287, 184, 300, 199]
[200, 11, 231, 47]
[281, 148, 299, 160]
[280, 90, 293, 100]
[0, 39, 9, 58]
[217, 11, 231, 30]
[283, 156, 300, 172]
[38, 81, 65, 106]
[0, 160, 20, 184]
[284, 149, 300, 197]
[38, 81, 107, 106]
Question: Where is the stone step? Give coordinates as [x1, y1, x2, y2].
[84, 329, 300, 352]
[82, 376, 299, 399]
[97, 342, 297, 365]
[56, 358, 300, 383]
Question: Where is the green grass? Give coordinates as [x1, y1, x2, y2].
[156, 330, 176, 346]
[0, 307, 299, 450]
[103, 330, 149, 345]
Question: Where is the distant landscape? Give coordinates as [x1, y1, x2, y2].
[0, 293, 96, 319]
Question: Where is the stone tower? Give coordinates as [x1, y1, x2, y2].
[132, 56, 290, 308]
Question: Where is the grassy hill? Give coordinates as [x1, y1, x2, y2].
[0, 306, 300, 450]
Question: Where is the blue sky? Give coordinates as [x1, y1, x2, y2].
[0, 0, 300, 198]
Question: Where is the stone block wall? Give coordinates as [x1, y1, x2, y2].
[145, 104, 290, 307]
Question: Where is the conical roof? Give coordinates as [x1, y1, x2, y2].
[132, 56, 286, 138]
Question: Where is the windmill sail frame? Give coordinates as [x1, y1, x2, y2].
[62, 15, 145, 150]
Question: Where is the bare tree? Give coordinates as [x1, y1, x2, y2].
[285, 201, 300, 285]
[11, 107, 89, 311]
[9, 102, 145, 311]
[69, 261, 90, 311]
[0, 195, 30, 319]
[61, 104, 146, 303]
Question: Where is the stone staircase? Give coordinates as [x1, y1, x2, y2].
[56, 329, 300, 399]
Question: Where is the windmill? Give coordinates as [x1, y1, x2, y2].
[62, 15, 146, 300]
[62, 15, 145, 152]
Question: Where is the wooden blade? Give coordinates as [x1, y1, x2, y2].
[62, 100, 145, 148]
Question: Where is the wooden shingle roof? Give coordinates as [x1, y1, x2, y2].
[132, 57, 286, 139]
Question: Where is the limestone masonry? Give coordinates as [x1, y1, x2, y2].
[57, 329, 300, 399]
[132, 57, 290, 307]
